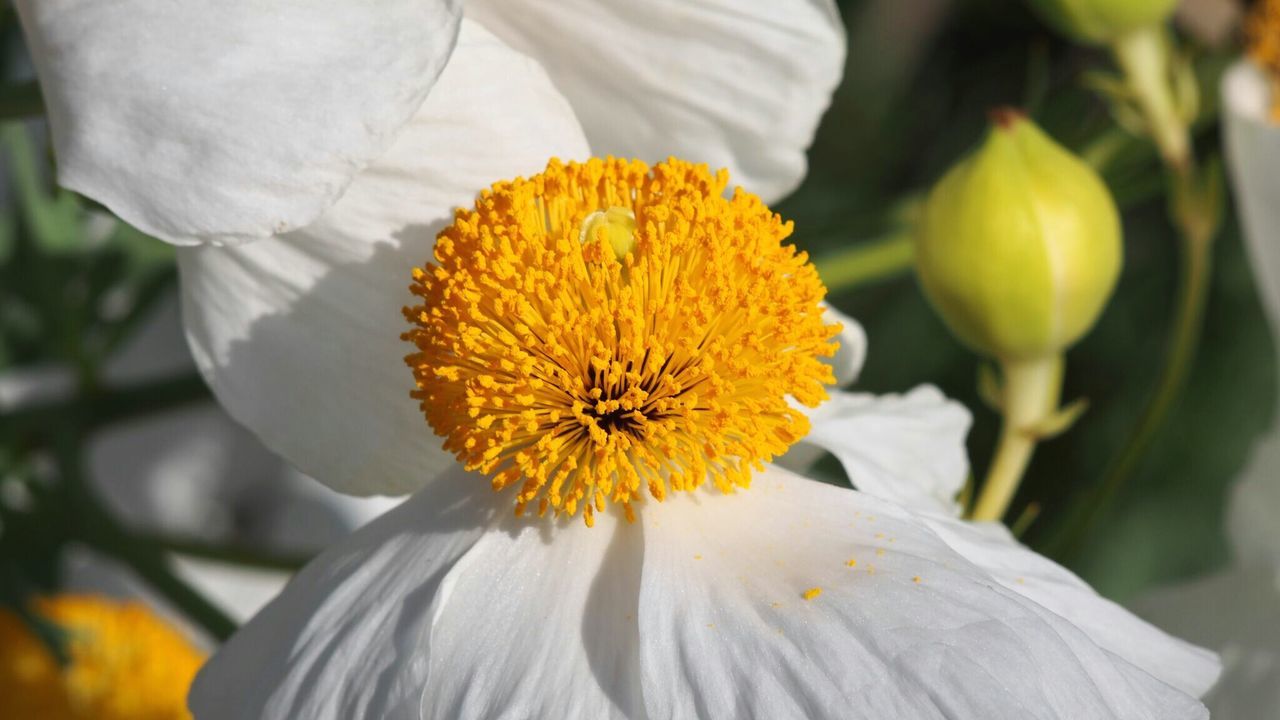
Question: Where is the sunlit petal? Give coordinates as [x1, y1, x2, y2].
[466, 0, 845, 202]
[637, 466, 1210, 719]
[177, 21, 590, 495]
[15, 0, 462, 246]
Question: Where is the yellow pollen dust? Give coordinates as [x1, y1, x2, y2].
[1247, 0, 1280, 121]
[0, 595, 205, 720]
[403, 157, 838, 525]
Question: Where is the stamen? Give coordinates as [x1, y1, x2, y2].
[403, 158, 839, 524]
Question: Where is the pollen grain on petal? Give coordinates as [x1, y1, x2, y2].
[403, 157, 838, 523]
[801, 586, 823, 601]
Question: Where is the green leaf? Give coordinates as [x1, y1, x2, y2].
[1, 123, 83, 254]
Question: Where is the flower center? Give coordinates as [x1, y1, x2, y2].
[403, 158, 838, 526]
[1247, 0, 1280, 121]
[0, 595, 204, 720]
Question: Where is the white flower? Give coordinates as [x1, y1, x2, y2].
[183, 153, 1210, 718]
[16, 4, 1219, 717]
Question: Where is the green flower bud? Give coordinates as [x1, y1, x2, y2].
[915, 109, 1122, 361]
[1026, 0, 1178, 44]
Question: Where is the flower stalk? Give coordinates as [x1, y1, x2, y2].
[1110, 26, 1191, 171]
[51, 432, 237, 642]
[971, 355, 1066, 522]
[813, 230, 915, 293]
[1057, 170, 1218, 555]
[74, 506, 239, 642]
[1052, 21, 1222, 557]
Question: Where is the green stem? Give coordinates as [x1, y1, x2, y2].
[3, 372, 211, 436]
[1051, 28, 1218, 557]
[132, 532, 312, 573]
[970, 355, 1064, 522]
[0, 562, 71, 664]
[72, 484, 238, 641]
[813, 231, 915, 293]
[1055, 177, 1213, 556]
[86, 373, 212, 427]
[1110, 26, 1189, 171]
[53, 434, 237, 641]
[1080, 126, 1134, 172]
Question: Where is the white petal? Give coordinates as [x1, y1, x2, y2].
[921, 517, 1221, 699]
[797, 385, 972, 516]
[636, 466, 1208, 719]
[177, 21, 591, 496]
[189, 468, 497, 719]
[822, 303, 867, 388]
[466, 0, 846, 203]
[1224, 60, 1280, 346]
[189, 468, 643, 720]
[15, 0, 462, 246]
[420, 505, 642, 719]
[193, 465, 1211, 719]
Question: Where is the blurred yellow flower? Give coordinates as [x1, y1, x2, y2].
[0, 595, 204, 720]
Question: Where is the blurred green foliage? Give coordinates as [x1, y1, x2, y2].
[0, 124, 175, 376]
[785, 0, 1275, 598]
[0, 116, 187, 584]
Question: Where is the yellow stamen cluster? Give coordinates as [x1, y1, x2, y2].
[403, 157, 838, 525]
[1247, 0, 1280, 120]
[0, 595, 204, 720]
